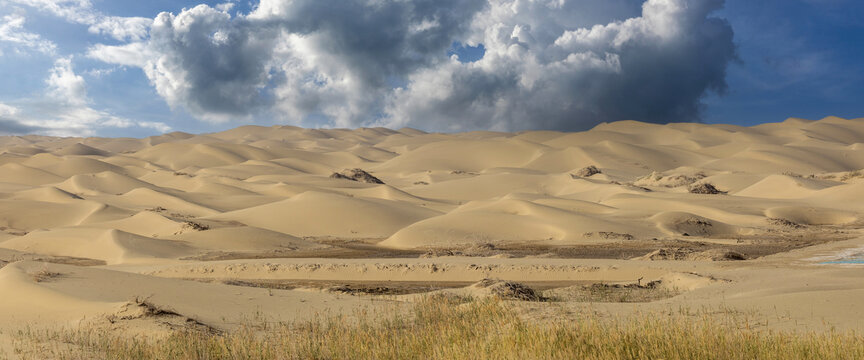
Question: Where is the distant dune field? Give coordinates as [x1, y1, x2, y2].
[3, 117, 864, 357]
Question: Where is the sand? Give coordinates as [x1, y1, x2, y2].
[2, 116, 864, 356]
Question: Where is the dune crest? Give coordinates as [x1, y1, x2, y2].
[0, 117, 860, 257]
[2, 117, 864, 342]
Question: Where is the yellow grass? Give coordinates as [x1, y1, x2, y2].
[13, 295, 864, 360]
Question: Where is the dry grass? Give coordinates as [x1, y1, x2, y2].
[840, 170, 863, 182]
[544, 282, 676, 303]
[12, 295, 864, 360]
[28, 269, 62, 283]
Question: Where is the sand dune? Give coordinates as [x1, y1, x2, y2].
[0, 163, 64, 185]
[22, 154, 126, 177]
[169, 226, 320, 252]
[53, 143, 111, 157]
[374, 139, 546, 173]
[88, 211, 196, 238]
[0, 199, 125, 231]
[0, 228, 192, 264]
[2, 117, 864, 350]
[109, 188, 221, 217]
[0, 261, 373, 328]
[734, 174, 837, 199]
[0, 117, 860, 250]
[381, 198, 642, 248]
[133, 143, 278, 170]
[0, 116, 861, 250]
[764, 206, 857, 226]
[8, 186, 84, 203]
[56, 171, 159, 196]
[209, 191, 441, 238]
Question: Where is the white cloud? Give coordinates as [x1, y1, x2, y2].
[0, 58, 171, 136]
[0, 102, 20, 117]
[0, 13, 56, 55]
[87, 42, 149, 67]
[83, 66, 119, 78]
[87, 0, 736, 131]
[46, 57, 88, 106]
[91, 0, 485, 125]
[137, 121, 173, 133]
[216, 3, 236, 13]
[6, 0, 151, 41]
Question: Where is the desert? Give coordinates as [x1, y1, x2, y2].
[1, 116, 864, 358]
[2, 0, 864, 356]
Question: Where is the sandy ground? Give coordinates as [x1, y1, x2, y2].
[2, 116, 864, 356]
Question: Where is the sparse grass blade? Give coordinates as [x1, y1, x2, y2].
[13, 296, 864, 360]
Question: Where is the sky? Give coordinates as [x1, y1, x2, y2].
[0, 0, 861, 137]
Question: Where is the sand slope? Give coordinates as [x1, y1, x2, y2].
[1, 117, 864, 346]
[0, 116, 860, 255]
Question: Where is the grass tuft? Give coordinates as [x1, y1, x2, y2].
[12, 296, 864, 359]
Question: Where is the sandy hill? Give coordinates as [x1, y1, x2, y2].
[0, 116, 859, 255]
[2, 116, 864, 347]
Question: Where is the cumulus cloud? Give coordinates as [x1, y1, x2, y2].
[7, 0, 150, 41]
[259, 0, 487, 127]
[0, 13, 56, 55]
[141, 5, 282, 122]
[46, 57, 88, 106]
[91, 5, 280, 122]
[90, 0, 486, 124]
[385, 0, 736, 130]
[89, 0, 736, 131]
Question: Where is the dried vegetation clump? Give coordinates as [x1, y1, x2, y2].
[330, 168, 385, 184]
[420, 243, 501, 258]
[572, 165, 602, 178]
[767, 217, 805, 229]
[29, 268, 62, 282]
[634, 171, 707, 188]
[688, 182, 726, 195]
[545, 280, 673, 303]
[476, 279, 546, 302]
[840, 170, 864, 182]
[635, 248, 746, 261]
[583, 231, 635, 241]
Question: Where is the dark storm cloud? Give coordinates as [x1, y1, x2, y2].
[90, 0, 737, 131]
[384, 0, 737, 131]
[272, 0, 486, 81]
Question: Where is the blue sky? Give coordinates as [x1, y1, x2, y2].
[705, 0, 864, 126]
[0, 0, 861, 137]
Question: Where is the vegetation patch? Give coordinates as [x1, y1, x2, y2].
[840, 170, 864, 182]
[635, 248, 746, 261]
[13, 296, 864, 360]
[572, 165, 601, 178]
[29, 268, 62, 283]
[688, 182, 726, 195]
[634, 171, 706, 188]
[583, 231, 635, 241]
[767, 218, 805, 229]
[330, 168, 385, 184]
[544, 281, 673, 303]
[476, 279, 547, 302]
